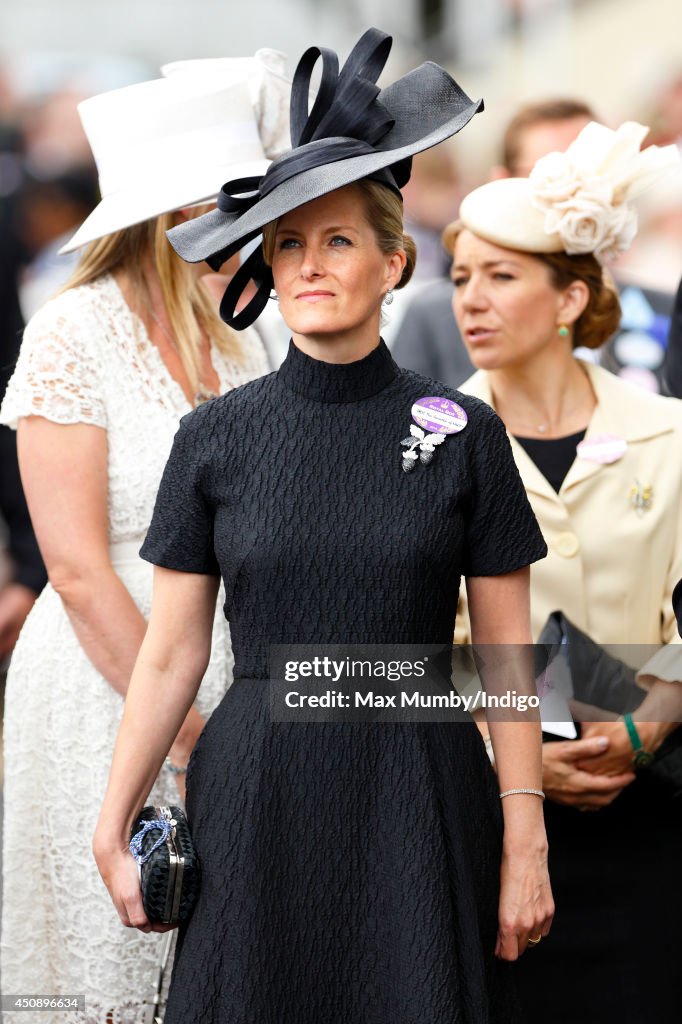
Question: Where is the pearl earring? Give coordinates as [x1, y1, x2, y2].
[383, 289, 394, 306]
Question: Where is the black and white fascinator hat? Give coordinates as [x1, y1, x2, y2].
[167, 27, 483, 330]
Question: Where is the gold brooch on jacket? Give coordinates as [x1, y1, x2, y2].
[628, 480, 653, 515]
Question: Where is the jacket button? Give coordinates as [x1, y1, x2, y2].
[555, 531, 580, 558]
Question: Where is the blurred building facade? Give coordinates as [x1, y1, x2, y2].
[2, 2, 680, 162]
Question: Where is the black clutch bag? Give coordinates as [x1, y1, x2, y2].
[129, 805, 201, 924]
[539, 611, 682, 799]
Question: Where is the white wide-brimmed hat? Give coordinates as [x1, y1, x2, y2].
[60, 52, 290, 253]
[162, 49, 292, 161]
[449, 121, 680, 262]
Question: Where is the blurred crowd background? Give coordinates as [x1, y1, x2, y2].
[1, 0, 682, 745]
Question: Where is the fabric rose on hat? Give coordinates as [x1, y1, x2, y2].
[529, 121, 680, 262]
[542, 192, 638, 262]
[529, 151, 586, 205]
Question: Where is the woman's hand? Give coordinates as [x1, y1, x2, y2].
[578, 718, 672, 776]
[93, 568, 218, 927]
[542, 736, 635, 808]
[92, 832, 175, 934]
[497, 830, 554, 960]
[577, 679, 682, 776]
[168, 706, 205, 768]
[0, 582, 37, 659]
[576, 720, 639, 776]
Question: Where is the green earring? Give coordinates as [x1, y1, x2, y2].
[558, 324, 569, 338]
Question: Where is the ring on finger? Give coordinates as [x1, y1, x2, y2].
[527, 935, 542, 946]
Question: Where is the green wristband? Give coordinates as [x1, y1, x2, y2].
[622, 713, 654, 768]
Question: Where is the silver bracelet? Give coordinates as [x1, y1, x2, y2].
[499, 787, 545, 800]
[165, 757, 188, 775]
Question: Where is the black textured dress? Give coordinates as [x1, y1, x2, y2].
[141, 341, 547, 1024]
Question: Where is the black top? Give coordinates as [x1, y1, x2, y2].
[0, 193, 47, 595]
[515, 429, 586, 493]
[142, 340, 546, 677]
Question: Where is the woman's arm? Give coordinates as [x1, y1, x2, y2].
[580, 678, 682, 775]
[466, 563, 636, 809]
[467, 567, 554, 960]
[18, 417, 148, 691]
[94, 566, 219, 931]
[17, 416, 205, 763]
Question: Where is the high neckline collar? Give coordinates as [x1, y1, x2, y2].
[278, 339, 400, 403]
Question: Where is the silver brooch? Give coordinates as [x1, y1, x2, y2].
[400, 425, 446, 473]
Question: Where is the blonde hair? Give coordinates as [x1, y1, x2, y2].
[261, 179, 417, 288]
[63, 209, 243, 393]
[442, 218, 621, 351]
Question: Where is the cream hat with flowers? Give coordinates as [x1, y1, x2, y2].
[60, 52, 291, 253]
[449, 121, 680, 262]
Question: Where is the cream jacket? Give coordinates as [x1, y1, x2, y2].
[456, 362, 682, 683]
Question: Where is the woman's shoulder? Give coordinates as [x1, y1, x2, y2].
[178, 371, 278, 433]
[1, 278, 115, 429]
[397, 366, 504, 432]
[584, 362, 682, 436]
[23, 275, 119, 348]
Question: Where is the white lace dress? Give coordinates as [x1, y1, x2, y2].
[0, 275, 268, 1023]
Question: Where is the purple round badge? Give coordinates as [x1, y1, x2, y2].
[411, 396, 468, 435]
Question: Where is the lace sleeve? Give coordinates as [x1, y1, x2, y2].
[0, 300, 107, 430]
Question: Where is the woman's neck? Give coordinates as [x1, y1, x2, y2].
[291, 322, 382, 365]
[114, 258, 162, 315]
[113, 261, 218, 406]
[488, 348, 597, 439]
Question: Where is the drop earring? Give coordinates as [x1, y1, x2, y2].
[558, 323, 569, 337]
[383, 288, 394, 306]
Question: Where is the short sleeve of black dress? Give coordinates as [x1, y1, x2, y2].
[460, 400, 547, 576]
[140, 412, 220, 576]
[673, 578, 682, 637]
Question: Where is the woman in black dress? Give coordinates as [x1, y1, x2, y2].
[95, 30, 553, 1023]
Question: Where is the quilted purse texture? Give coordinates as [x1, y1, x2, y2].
[129, 805, 201, 924]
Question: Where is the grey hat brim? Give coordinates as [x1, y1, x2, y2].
[167, 62, 483, 264]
